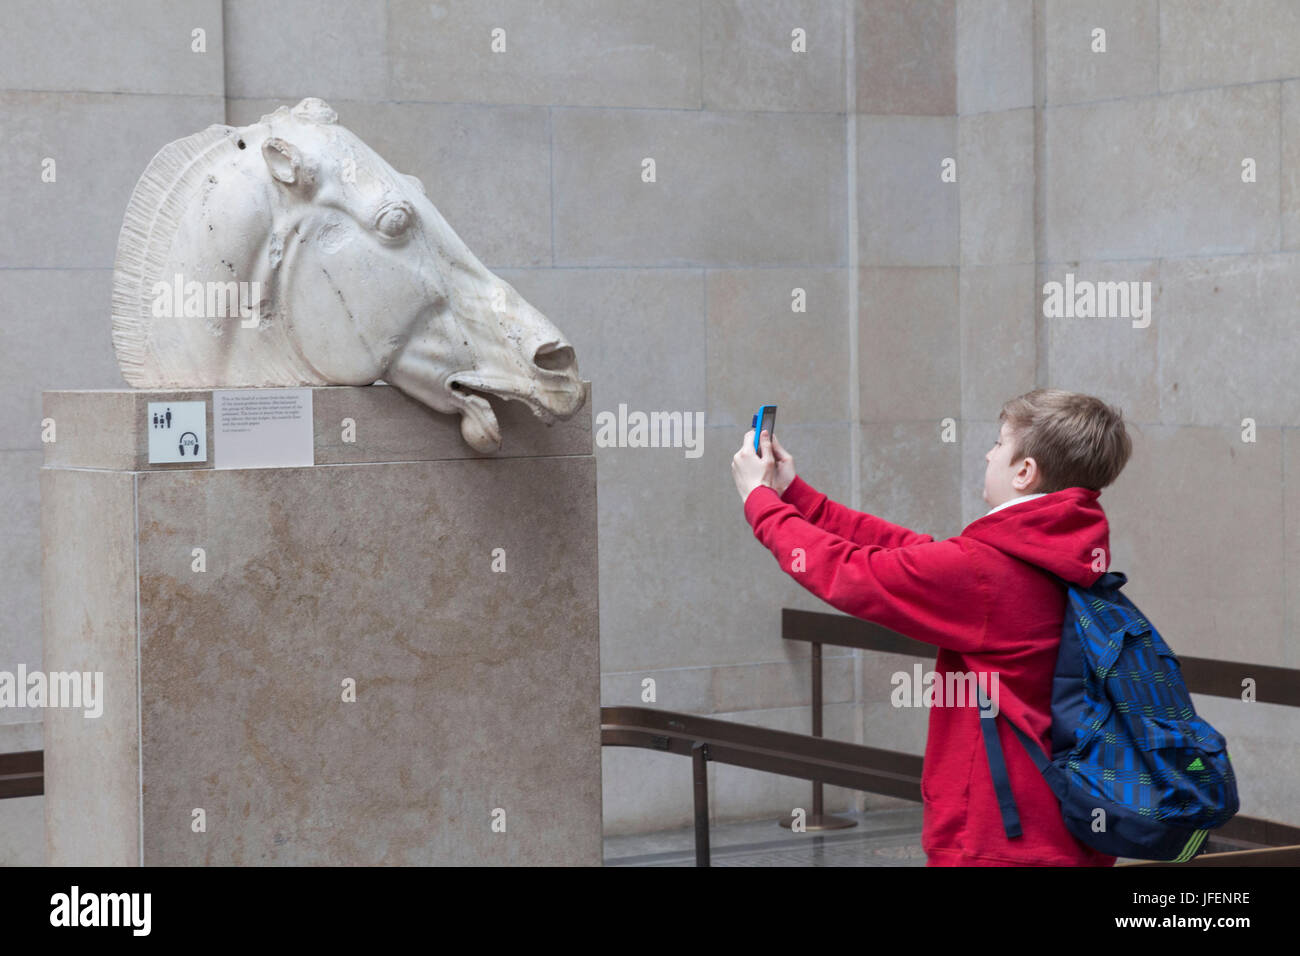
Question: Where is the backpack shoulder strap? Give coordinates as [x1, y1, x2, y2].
[977, 682, 1056, 840]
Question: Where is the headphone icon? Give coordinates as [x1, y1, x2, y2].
[178, 431, 200, 456]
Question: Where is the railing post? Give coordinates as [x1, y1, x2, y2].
[692, 741, 710, 866]
[780, 640, 856, 832]
[812, 640, 823, 818]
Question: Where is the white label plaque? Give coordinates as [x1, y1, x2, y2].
[214, 388, 315, 470]
[147, 401, 208, 464]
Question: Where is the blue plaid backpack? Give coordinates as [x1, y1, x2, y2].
[977, 571, 1239, 862]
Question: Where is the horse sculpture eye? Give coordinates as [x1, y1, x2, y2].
[375, 202, 413, 239]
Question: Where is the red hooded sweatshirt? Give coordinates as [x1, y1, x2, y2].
[744, 474, 1117, 867]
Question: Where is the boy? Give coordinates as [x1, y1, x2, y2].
[732, 388, 1132, 866]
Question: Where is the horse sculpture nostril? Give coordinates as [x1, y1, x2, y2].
[533, 343, 575, 373]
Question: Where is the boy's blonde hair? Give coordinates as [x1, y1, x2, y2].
[998, 388, 1132, 493]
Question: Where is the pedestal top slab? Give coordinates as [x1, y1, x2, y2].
[42, 383, 592, 471]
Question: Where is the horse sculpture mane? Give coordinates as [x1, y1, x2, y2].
[111, 97, 586, 453]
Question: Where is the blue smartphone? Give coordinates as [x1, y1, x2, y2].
[752, 405, 777, 455]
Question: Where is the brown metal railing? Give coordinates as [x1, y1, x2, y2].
[0, 750, 42, 800]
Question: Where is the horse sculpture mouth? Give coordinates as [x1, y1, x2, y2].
[450, 374, 556, 420]
[388, 318, 581, 454]
[446, 374, 559, 452]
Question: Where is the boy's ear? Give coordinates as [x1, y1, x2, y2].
[1014, 455, 1040, 490]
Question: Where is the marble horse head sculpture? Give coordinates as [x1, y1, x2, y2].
[111, 97, 587, 452]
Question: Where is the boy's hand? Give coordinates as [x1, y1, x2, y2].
[769, 433, 797, 496]
[733, 429, 777, 503]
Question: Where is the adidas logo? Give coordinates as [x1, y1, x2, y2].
[1187, 757, 1204, 771]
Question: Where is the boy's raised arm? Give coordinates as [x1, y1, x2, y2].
[776, 474, 934, 550]
[744, 485, 989, 654]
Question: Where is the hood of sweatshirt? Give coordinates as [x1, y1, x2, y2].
[961, 487, 1110, 587]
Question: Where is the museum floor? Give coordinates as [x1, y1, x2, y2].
[603, 806, 928, 867]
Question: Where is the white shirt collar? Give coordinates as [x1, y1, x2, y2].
[983, 492, 1047, 517]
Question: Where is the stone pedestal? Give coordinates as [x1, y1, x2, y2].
[41, 384, 600, 865]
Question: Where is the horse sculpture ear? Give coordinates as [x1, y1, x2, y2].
[262, 137, 304, 186]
